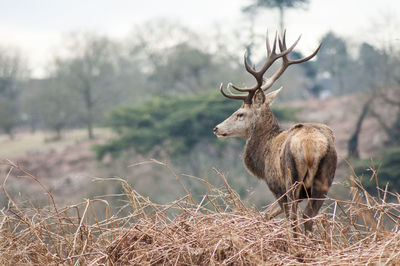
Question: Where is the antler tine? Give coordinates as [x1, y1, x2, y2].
[220, 83, 248, 101]
[278, 30, 301, 56]
[262, 33, 319, 92]
[271, 31, 278, 55]
[241, 31, 302, 96]
[244, 50, 257, 76]
[219, 31, 322, 104]
[287, 42, 322, 64]
[284, 35, 302, 55]
[227, 83, 236, 95]
[256, 32, 298, 80]
[266, 30, 271, 56]
[231, 83, 255, 92]
[281, 29, 287, 50]
[220, 48, 262, 103]
[244, 31, 278, 80]
[278, 34, 287, 61]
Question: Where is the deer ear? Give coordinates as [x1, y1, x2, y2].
[264, 87, 282, 105]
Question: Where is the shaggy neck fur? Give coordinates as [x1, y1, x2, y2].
[243, 108, 282, 179]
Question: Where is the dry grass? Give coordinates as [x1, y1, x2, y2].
[1, 160, 400, 265]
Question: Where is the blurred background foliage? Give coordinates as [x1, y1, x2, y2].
[94, 91, 297, 160]
[354, 146, 400, 196]
[3, 24, 397, 140]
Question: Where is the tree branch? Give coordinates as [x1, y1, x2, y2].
[347, 96, 373, 158]
[369, 109, 392, 138]
[378, 90, 400, 106]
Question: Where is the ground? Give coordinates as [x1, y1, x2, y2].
[0, 128, 113, 204]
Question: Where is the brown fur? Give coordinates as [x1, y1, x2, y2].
[214, 32, 334, 233]
[242, 107, 337, 232]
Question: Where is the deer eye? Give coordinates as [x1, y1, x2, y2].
[237, 113, 244, 118]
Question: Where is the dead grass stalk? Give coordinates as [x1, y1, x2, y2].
[0, 160, 399, 265]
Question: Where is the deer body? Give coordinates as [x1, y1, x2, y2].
[214, 31, 337, 232]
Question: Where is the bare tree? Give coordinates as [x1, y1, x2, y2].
[0, 47, 27, 138]
[22, 78, 78, 140]
[347, 34, 400, 157]
[370, 89, 400, 146]
[365, 37, 400, 146]
[53, 33, 119, 139]
[347, 96, 373, 159]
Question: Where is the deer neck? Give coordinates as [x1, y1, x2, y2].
[243, 113, 281, 179]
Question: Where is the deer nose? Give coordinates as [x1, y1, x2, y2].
[213, 126, 218, 134]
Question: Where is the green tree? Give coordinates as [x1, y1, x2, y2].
[242, 0, 309, 33]
[95, 91, 297, 160]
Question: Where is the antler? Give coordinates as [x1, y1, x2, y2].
[220, 30, 321, 104]
[261, 30, 321, 92]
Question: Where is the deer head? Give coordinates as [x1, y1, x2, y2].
[213, 30, 321, 139]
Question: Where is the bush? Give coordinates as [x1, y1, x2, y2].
[95, 91, 297, 160]
[354, 146, 400, 194]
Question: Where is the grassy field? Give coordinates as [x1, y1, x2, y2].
[0, 128, 113, 159]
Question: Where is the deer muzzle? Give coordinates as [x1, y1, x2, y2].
[213, 126, 228, 138]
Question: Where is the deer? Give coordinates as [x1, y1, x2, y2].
[213, 31, 337, 233]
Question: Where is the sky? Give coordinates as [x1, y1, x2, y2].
[0, 0, 399, 78]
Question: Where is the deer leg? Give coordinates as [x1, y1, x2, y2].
[281, 143, 307, 236]
[280, 196, 290, 219]
[286, 181, 301, 234]
[303, 190, 326, 233]
[304, 151, 337, 233]
[265, 204, 283, 220]
[289, 188, 300, 234]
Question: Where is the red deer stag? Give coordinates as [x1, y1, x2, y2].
[213, 31, 337, 232]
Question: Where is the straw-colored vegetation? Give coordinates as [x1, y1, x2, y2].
[1, 160, 400, 265]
